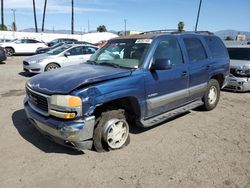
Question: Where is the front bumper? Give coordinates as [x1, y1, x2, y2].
[224, 74, 250, 92]
[23, 61, 45, 73]
[24, 97, 95, 150]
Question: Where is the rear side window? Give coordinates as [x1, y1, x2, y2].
[184, 38, 207, 62]
[227, 48, 250, 60]
[204, 36, 228, 58]
[83, 47, 98, 54]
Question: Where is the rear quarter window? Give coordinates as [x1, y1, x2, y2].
[227, 48, 250, 60]
[184, 38, 207, 62]
[204, 36, 228, 59]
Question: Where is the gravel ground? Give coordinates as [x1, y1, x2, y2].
[0, 56, 249, 188]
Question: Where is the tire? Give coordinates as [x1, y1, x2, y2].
[93, 109, 130, 152]
[44, 63, 60, 72]
[5, 47, 14, 56]
[201, 79, 220, 111]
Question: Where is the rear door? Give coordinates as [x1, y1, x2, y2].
[82, 46, 98, 62]
[181, 36, 210, 100]
[144, 36, 189, 118]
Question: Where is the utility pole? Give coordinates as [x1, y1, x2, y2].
[32, 0, 38, 32]
[42, 0, 47, 32]
[1, 0, 3, 27]
[195, 0, 203, 32]
[11, 9, 16, 31]
[71, 0, 74, 34]
[124, 19, 127, 36]
[87, 19, 90, 33]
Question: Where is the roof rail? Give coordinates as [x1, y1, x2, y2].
[139, 29, 180, 35]
[195, 31, 214, 35]
[139, 30, 214, 35]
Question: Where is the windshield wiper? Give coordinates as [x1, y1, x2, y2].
[98, 62, 122, 68]
[86, 60, 97, 65]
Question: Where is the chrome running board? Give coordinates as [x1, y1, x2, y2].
[140, 100, 203, 127]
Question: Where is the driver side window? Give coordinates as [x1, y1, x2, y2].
[67, 47, 83, 56]
[154, 38, 183, 67]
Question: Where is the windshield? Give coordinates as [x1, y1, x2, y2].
[47, 45, 71, 55]
[228, 48, 250, 61]
[51, 42, 64, 49]
[89, 39, 151, 69]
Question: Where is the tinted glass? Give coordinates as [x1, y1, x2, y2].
[227, 48, 250, 60]
[154, 38, 183, 66]
[68, 46, 83, 55]
[184, 38, 207, 62]
[83, 47, 98, 54]
[26, 39, 38, 43]
[204, 36, 228, 58]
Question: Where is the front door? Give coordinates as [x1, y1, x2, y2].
[144, 37, 189, 118]
[62, 46, 85, 67]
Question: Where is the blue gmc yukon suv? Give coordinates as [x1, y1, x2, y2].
[24, 31, 229, 152]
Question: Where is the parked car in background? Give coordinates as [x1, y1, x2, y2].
[224, 45, 250, 91]
[0, 38, 13, 43]
[47, 38, 78, 47]
[0, 47, 7, 62]
[0, 39, 47, 56]
[36, 42, 66, 54]
[23, 44, 98, 73]
[36, 41, 97, 54]
[24, 31, 229, 152]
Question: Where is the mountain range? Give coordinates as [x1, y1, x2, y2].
[19, 28, 250, 40]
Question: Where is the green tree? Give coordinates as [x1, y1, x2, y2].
[97, 25, 107, 32]
[178, 21, 185, 32]
[0, 24, 7, 30]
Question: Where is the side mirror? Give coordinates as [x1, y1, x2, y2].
[151, 58, 172, 70]
[64, 52, 70, 57]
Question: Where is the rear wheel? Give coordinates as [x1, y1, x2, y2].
[45, 63, 60, 72]
[5, 47, 14, 56]
[201, 79, 220, 111]
[93, 109, 130, 152]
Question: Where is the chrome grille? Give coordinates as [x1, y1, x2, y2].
[26, 87, 48, 112]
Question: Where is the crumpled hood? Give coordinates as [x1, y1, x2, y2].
[27, 63, 132, 95]
[24, 53, 52, 63]
[230, 59, 250, 69]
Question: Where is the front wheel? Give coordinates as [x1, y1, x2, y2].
[5, 47, 14, 56]
[201, 79, 220, 111]
[45, 63, 60, 72]
[93, 109, 130, 152]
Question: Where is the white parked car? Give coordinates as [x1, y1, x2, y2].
[23, 44, 98, 73]
[0, 39, 47, 56]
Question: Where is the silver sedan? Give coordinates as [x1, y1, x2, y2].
[23, 44, 98, 73]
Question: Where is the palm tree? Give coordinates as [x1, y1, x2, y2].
[42, 0, 47, 32]
[178, 21, 185, 32]
[32, 0, 38, 32]
[71, 0, 74, 34]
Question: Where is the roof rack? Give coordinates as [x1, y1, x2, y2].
[139, 30, 214, 35]
[139, 29, 179, 35]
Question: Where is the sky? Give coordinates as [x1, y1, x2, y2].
[2, 0, 250, 32]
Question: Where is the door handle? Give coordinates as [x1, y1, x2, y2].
[181, 71, 188, 76]
[203, 65, 211, 69]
